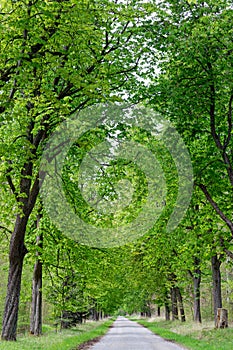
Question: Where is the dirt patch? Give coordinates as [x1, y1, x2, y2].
[76, 335, 102, 350]
[76, 323, 114, 349]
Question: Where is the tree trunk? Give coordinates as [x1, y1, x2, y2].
[193, 260, 202, 323]
[30, 258, 42, 335]
[2, 164, 40, 340]
[1, 215, 28, 341]
[175, 287, 185, 322]
[171, 287, 179, 320]
[165, 303, 170, 320]
[93, 308, 99, 321]
[164, 293, 170, 320]
[211, 254, 222, 326]
[216, 308, 228, 328]
[157, 306, 161, 317]
[164, 295, 171, 321]
[30, 216, 43, 336]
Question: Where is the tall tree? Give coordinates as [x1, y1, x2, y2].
[147, 0, 233, 239]
[0, 0, 150, 340]
[143, 1, 233, 324]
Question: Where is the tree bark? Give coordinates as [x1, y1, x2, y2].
[30, 215, 43, 336]
[164, 293, 170, 320]
[2, 163, 40, 340]
[157, 306, 161, 317]
[93, 308, 99, 321]
[211, 254, 222, 326]
[170, 287, 179, 320]
[175, 287, 185, 322]
[216, 308, 228, 328]
[30, 256, 42, 335]
[1, 215, 28, 341]
[193, 259, 202, 323]
[165, 303, 170, 321]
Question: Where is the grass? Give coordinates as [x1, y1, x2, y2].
[132, 317, 233, 350]
[0, 318, 114, 350]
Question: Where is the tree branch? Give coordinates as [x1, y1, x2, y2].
[223, 248, 233, 260]
[207, 63, 233, 186]
[28, 173, 41, 214]
[198, 183, 233, 235]
[6, 173, 19, 201]
[0, 225, 12, 234]
[219, 236, 233, 260]
[223, 93, 233, 150]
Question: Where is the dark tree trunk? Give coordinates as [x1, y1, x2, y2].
[211, 254, 222, 325]
[157, 306, 161, 317]
[1, 215, 28, 341]
[2, 160, 40, 340]
[30, 218, 43, 336]
[171, 287, 179, 320]
[30, 258, 42, 335]
[164, 292, 170, 320]
[165, 301, 170, 321]
[93, 308, 99, 321]
[61, 311, 72, 329]
[175, 287, 185, 322]
[193, 262, 202, 323]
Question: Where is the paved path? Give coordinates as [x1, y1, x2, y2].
[89, 316, 186, 350]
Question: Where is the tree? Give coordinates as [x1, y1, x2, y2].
[147, 0, 233, 239]
[0, 0, 151, 340]
[211, 253, 223, 326]
[30, 211, 43, 336]
[143, 0, 233, 323]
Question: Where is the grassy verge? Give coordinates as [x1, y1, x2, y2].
[132, 318, 233, 350]
[0, 318, 114, 350]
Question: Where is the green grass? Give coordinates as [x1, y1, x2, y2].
[0, 319, 114, 350]
[133, 318, 233, 350]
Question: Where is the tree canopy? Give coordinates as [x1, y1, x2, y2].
[1, 0, 233, 342]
